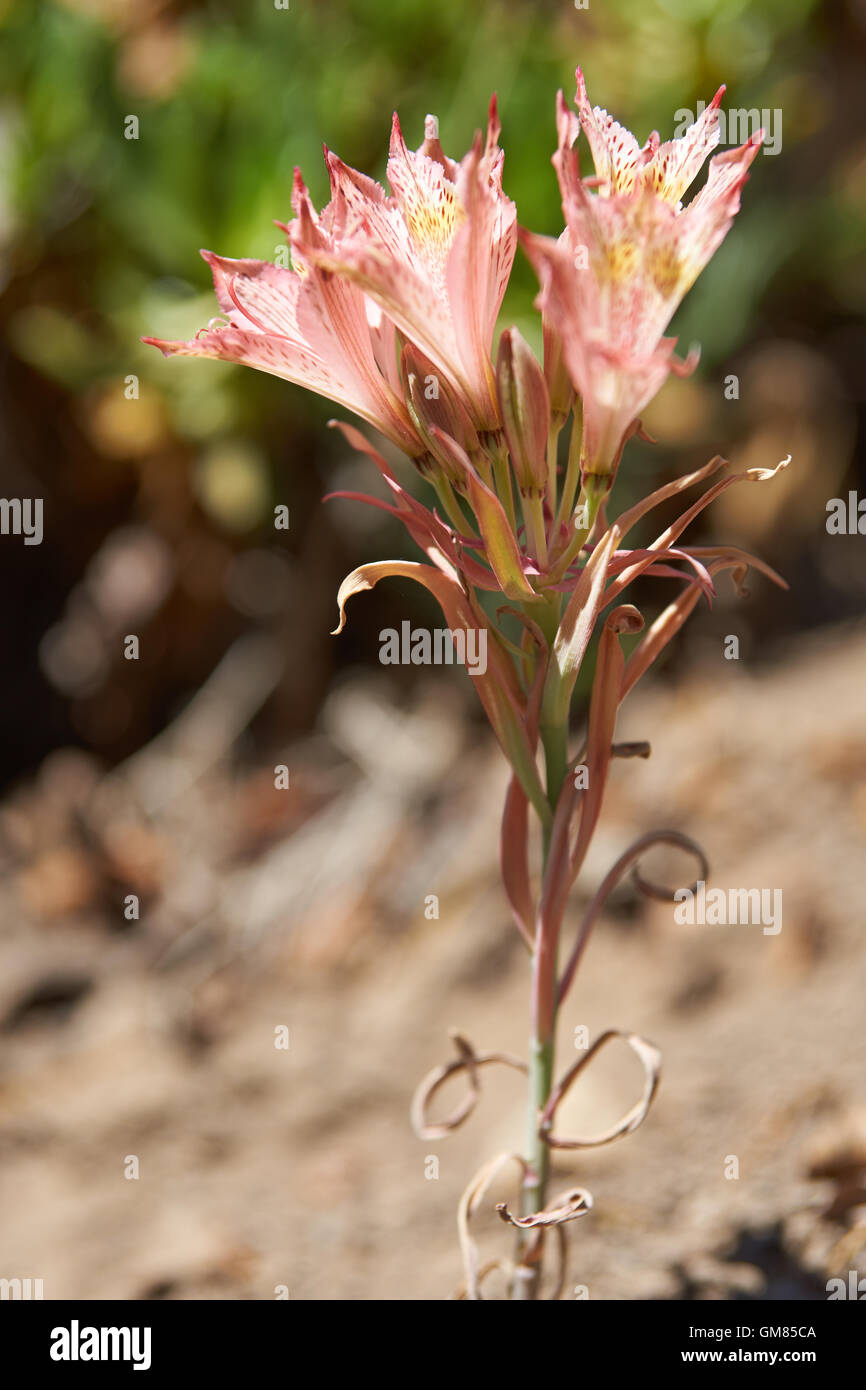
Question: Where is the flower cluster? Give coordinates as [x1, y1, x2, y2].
[146, 66, 783, 832]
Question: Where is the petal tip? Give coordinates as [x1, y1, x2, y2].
[141, 335, 177, 356]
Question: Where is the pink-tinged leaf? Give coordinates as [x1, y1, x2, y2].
[496, 606, 549, 717]
[571, 604, 645, 877]
[614, 454, 728, 541]
[630, 561, 710, 587]
[604, 545, 715, 604]
[542, 525, 620, 726]
[620, 583, 703, 700]
[606, 455, 790, 605]
[501, 776, 533, 948]
[327, 425, 447, 563]
[430, 429, 539, 602]
[323, 489, 403, 516]
[332, 559, 550, 824]
[328, 418, 500, 590]
[465, 473, 539, 601]
[327, 418, 398, 480]
[620, 547, 788, 699]
[683, 545, 788, 594]
[498, 608, 551, 948]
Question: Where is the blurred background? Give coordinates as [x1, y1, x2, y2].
[0, 0, 865, 1300]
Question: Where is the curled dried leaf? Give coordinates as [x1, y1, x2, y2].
[631, 829, 709, 902]
[496, 1185, 593, 1228]
[745, 454, 790, 482]
[559, 829, 709, 1004]
[544, 1225, 570, 1301]
[540, 1029, 662, 1150]
[457, 1151, 527, 1300]
[410, 1031, 527, 1140]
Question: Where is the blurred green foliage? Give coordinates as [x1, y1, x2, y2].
[3, 0, 861, 449]
[0, 0, 864, 771]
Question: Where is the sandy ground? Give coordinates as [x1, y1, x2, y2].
[1, 621, 865, 1301]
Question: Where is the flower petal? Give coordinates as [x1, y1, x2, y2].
[145, 248, 419, 452]
[640, 87, 725, 205]
[575, 67, 646, 196]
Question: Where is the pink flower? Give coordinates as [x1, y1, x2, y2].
[143, 230, 421, 455]
[521, 69, 763, 494]
[312, 100, 516, 429]
[144, 101, 516, 444]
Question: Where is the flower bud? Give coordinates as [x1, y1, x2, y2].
[495, 328, 550, 497]
[402, 344, 479, 487]
[543, 321, 575, 423]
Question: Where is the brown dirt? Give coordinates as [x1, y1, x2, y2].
[1, 623, 865, 1300]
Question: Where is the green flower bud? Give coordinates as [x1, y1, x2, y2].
[495, 328, 551, 498]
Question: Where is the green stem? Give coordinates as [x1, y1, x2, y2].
[431, 476, 476, 538]
[511, 1024, 555, 1299]
[545, 482, 602, 586]
[540, 718, 568, 816]
[546, 418, 563, 516]
[512, 633, 568, 1300]
[537, 593, 566, 819]
[556, 400, 583, 525]
[492, 444, 518, 535]
[523, 493, 548, 570]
